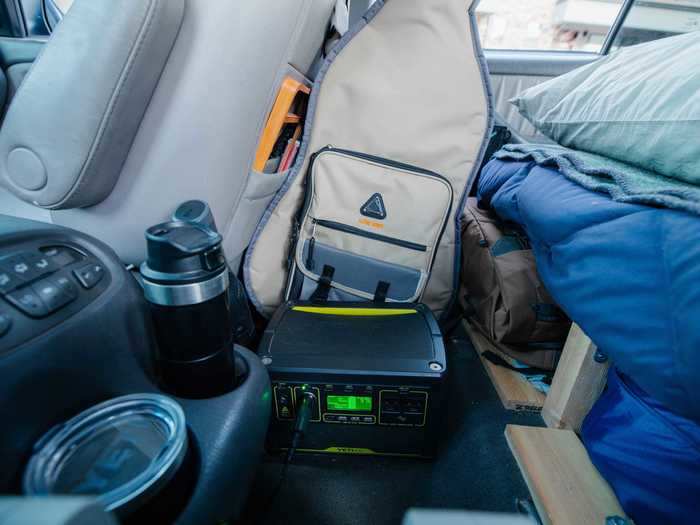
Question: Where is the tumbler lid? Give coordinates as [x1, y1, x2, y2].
[140, 221, 225, 286]
[23, 394, 188, 516]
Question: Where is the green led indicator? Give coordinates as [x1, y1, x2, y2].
[326, 395, 372, 412]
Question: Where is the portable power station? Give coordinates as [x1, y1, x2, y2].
[260, 302, 447, 457]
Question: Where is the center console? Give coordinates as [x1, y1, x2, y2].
[0, 215, 271, 525]
[0, 239, 110, 351]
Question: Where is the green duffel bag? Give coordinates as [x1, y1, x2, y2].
[460, 198, 571, 371]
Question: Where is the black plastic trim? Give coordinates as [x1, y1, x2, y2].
[601, 0, 636, 54]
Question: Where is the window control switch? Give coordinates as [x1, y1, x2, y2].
[49, 274, 79, 300]
[0, 313, 11, 337]
[5, 288, 49, 318]
[73, 263, 105, 289]
[32, 279, 75, 313]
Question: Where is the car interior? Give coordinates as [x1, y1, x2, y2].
[0, 0, 698, 524]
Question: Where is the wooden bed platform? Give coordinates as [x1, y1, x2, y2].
[463, 320, 546, 412]
[464, 318, 625, 522]
[505, 425, 626, 525]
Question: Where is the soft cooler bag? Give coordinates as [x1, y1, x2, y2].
[460, 198, 570, 370]
[287, 147, 453, 302]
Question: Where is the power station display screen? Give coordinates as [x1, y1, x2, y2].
[326, 395, 372, 412]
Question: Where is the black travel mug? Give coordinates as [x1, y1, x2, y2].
[140, 221, 236, 398]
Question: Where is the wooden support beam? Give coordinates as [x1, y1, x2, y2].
[464, 320, 546, 412]
[542, 324, 608, 433]
[505, 425, 625, 525]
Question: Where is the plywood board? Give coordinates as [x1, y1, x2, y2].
[542, 324, 608, 433]
[505, 425, 625, 525]
[464, 320, 545, 412]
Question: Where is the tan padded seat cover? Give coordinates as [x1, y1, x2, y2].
[246, 0, 491, 317]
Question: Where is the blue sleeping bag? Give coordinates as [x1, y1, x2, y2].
[477, 158, 700, 524]
[477, 159, 700, 423]
[582, 368, 700, 525]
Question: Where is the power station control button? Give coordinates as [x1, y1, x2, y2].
[401, 398, 426, 414]
[381, 412, 424, 426]
[381, 397, 401, 413]
[275, 387, 294, 420]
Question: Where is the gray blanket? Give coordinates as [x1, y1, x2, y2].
[494, 143, 700, 216]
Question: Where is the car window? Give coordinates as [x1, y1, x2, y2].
[476, 0, 624, 52]
[609, 0, 700, 50]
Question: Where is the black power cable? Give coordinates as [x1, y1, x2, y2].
[288, 390, 316, 460]
[259, 388, 316, 524]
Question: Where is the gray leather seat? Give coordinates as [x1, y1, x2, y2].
[0, 0, 335, 269]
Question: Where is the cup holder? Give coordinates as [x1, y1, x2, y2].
[23, 393, 198, 522]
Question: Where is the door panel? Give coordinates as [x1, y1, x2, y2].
[484, 49, 600, 142]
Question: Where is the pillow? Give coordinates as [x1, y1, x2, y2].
[511, 31, 700, 186]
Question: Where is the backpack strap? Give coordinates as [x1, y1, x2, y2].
[373, 281, 390, 303]
[310, 265, 335, 303]
[481, 350, 553, 384]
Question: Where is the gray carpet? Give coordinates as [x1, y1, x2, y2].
[241, 327, 543, 525]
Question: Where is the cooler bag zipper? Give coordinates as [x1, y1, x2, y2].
[312, 219, 428, 252]
[305, 218, 428, 274]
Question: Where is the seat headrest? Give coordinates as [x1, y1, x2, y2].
[0, 0, 184, 209]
